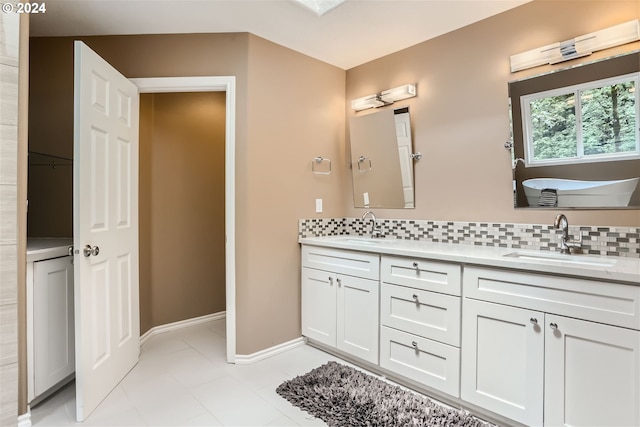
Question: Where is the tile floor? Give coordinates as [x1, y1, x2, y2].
[30, 318, 347, 426]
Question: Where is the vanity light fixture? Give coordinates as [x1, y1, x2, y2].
[510, 19, 640, 72]
[351, 84, 417, 111]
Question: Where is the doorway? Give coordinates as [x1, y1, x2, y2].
[139, 91, 226, 337]
[132, 76, 237, 363]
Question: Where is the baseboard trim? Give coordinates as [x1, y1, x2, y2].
[234, 337, 305, 365]
[139, 311, 226, 346]
[138, 313, 303, 365]
[17, 407, 31, 427]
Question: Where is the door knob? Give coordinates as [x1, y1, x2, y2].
[83, 245, 100, 257]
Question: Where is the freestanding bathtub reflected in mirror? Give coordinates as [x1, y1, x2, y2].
[522, 177, 640, 208]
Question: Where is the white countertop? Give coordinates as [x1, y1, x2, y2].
[299, 236, 640, 285]
[27, 238, 73, 263]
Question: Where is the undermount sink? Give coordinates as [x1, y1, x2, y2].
[504, 251, 617, 267]
[338, 237, 392, 245]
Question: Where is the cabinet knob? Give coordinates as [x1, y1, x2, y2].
[411, 341, 418, 348]
[412, 294, 419, 303]
[549, 322, 558, 330]
[412, 262, 419, 270]
[328, 276, 333, 285]
[337, 278, 342, 287]
[530, 318, 538, 325]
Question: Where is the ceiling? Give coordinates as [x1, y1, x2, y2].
[29, 0, 531, 70]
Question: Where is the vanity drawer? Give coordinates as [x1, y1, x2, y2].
[463, 266, 640, 330]
[380, 326, 460, 398]
[381, 283, 460, 346]
[302, 245, 379, 280]
[381, 256, 461, 296]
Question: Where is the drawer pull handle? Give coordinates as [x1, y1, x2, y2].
[549, 322, 558, 330]
[411, 341, 418, 348]
[530, 318, 538, 325]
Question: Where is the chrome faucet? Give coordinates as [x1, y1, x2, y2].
[362, 211, 382, 238]
[553, 214, 581, 254]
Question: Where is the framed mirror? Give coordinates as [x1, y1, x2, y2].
[509, 51, 640, 209]
[349, 107, 415, 208]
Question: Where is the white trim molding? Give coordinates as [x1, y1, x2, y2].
[130, 76, 237, 363]
[234, 337, 306, 365]
[17, 408, 31, 427]
[139, 312, 226, 346]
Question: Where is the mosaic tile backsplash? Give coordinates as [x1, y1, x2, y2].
[299, 218, 640, 258]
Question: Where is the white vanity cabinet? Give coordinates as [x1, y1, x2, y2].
[461, 266, 640, 427]
[27, 253, 75, 403]
[461, 298, 544, 425]
[379, 255, 462, 397]
[301, 245, 380, 364]
[544, 314, 640, 427]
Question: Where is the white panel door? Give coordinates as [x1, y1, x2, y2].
[461, 299, 544, 426]
[394, 111, 414, 208]
[544, 314, 640, 426]
[336, 274, 379, 363]
[73, 41, 140, 422]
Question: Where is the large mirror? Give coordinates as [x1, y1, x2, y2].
[349, 107, 415, 208]
[509, 51, 640, 209]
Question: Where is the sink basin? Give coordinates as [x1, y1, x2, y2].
[504, 251, 616, 267]
[337, 237, 393, 245]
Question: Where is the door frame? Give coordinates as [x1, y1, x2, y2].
[130, 76, 237, 363]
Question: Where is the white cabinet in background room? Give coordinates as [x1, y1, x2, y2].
[379, 255, 462, 397]
[301, 246, 380, 364]
[27, 255, 75, 403]
[461, 266, 640, 427]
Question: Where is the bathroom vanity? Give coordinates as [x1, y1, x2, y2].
[300, 236, 640, 427]
[26, 239, 75, 404]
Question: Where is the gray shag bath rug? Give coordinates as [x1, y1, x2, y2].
[276, 361, 496, 427]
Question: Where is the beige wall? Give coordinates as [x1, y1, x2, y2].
[139, 92, 226, 334]
[27, 33, 346, 355]
[345, 0, 640, 226]
[239, 35, 346, 351]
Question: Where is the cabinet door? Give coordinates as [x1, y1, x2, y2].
[545, 315, 640, 427]
[33, 256, 75, 396]
[301, 268, 336, 347]
[336, 274, 379, 364]
[461, 299, 544, 426]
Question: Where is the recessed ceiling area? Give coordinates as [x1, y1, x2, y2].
[29, 0, 532, 70]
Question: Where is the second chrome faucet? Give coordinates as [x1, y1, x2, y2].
[553, 214, 582, 254]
